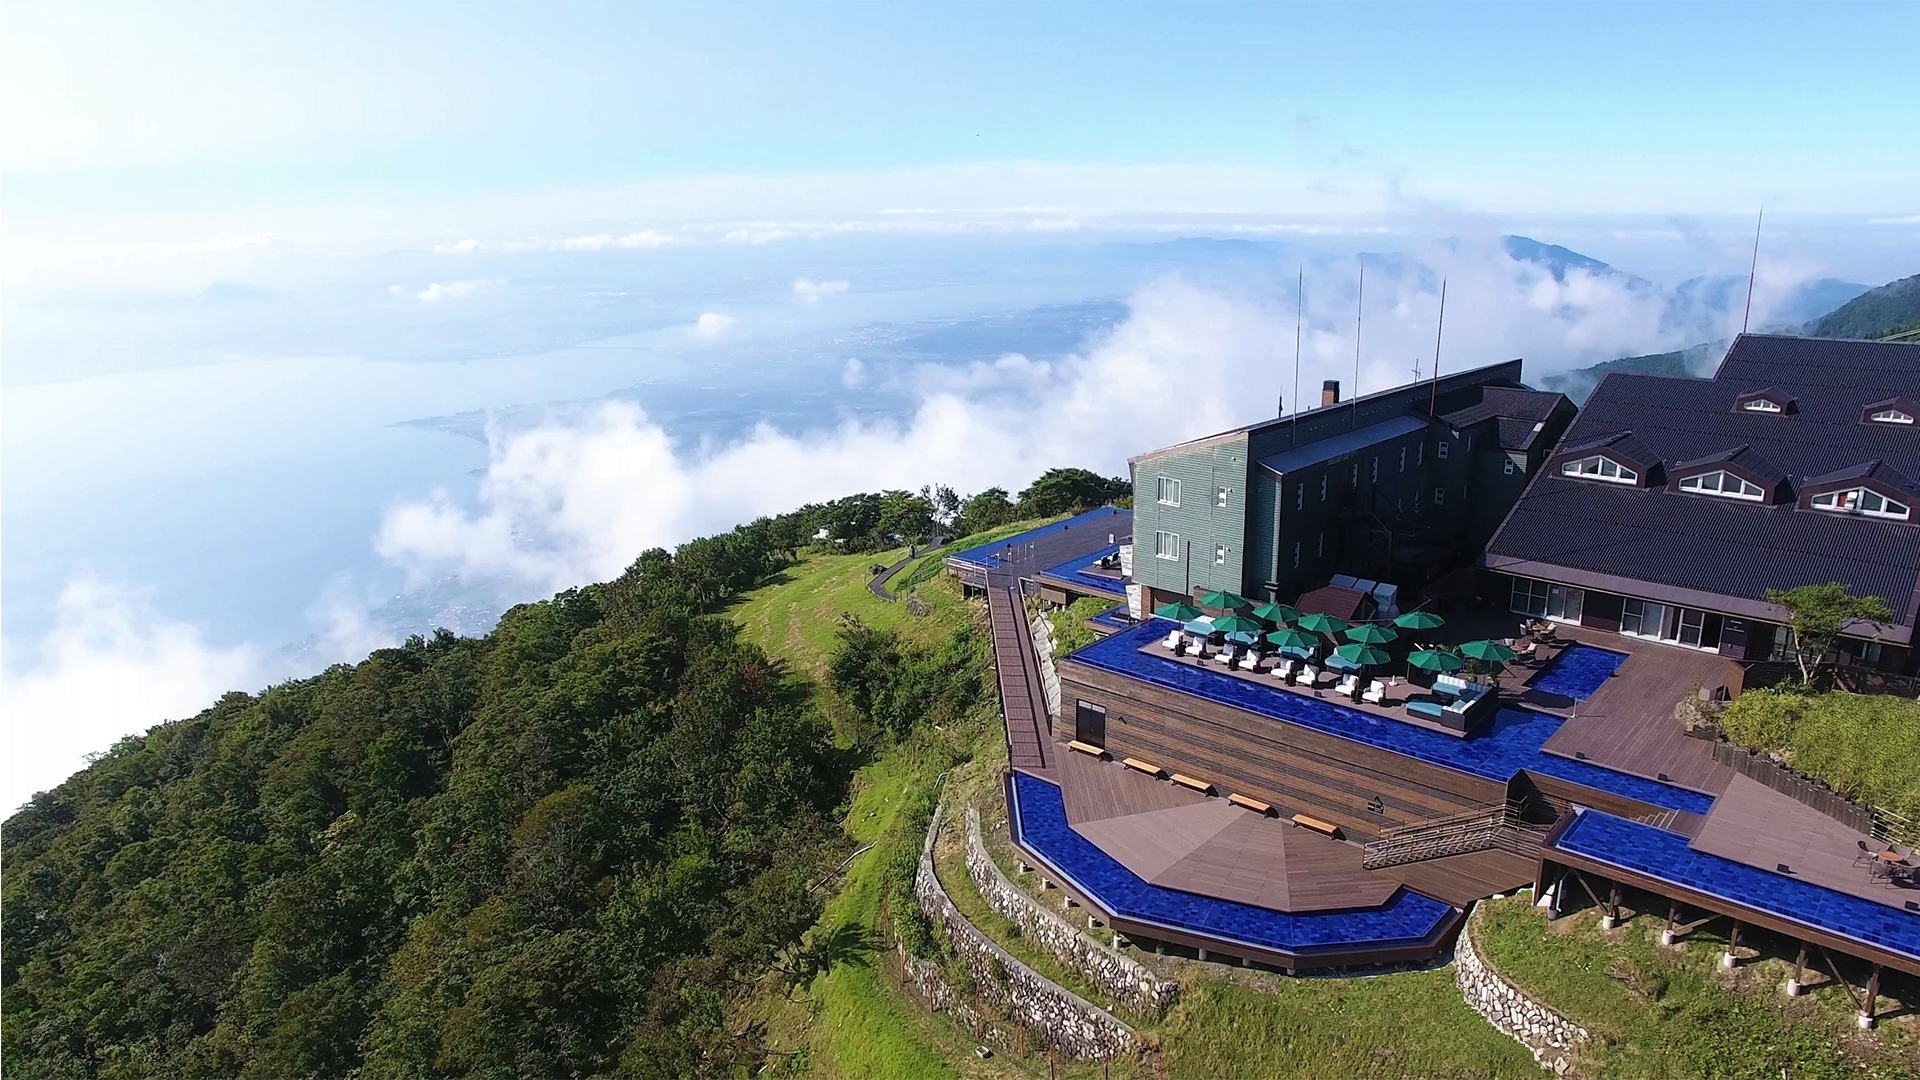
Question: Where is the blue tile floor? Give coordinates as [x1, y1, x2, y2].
[1039, 545, 1128, 598]
[1010, 771, 1455, 954]
[945, 507, 1132, 568]
[1069, 620, 1713, 815]
[1531, 644, 1628, 701]
[1551, 809, 1920, 962]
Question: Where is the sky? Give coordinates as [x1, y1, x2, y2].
[3, 2, 1917, 808]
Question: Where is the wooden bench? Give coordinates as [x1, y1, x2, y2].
[1170, 773, 1214, 795]
[1067, 740, 1107, 759]
[1291, 813, 1339, 837]
[1227, 793, 1273, 815]
[1122, 757, 1165, 778]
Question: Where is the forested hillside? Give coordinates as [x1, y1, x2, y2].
[0, 469, 1062, 1078]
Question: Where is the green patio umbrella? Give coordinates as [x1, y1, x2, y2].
[1394, 610, 1447, 630]
[1211, 613, 1266, 636]
[1182, 618, 1219, 636]
[1154, 601, 1205, 622]
[1407, 649, 1465, 673]
[1225, 631, 1261, 647]
[1459, 639, 1518, 663]
[1345, 623, 1399, 645]
[1251, 602, 1300, 624]
[1294, 612, 1349, 635]
[1335, 642, 1392, 667]
[1196, 590, 1252, 611]
[1265, 628, 1318, 653]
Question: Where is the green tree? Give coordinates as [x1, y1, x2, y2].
[954, 487, 1017, 536]
[1763, 582, 1892, 684]
[1015, 467, 1128, 517]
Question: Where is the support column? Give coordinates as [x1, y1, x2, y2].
[1601, 882, 1622, 929]
[1722, 919, 1743, 969]
[1661, 900, 1680, 946]
[1786, 941, 1808, 997]
[1859, 965, 1883, 1030]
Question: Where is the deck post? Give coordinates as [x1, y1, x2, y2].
[1787, 941, 1808, 997]
[1661, 900, 1679, 946]
[1722, 919, 1742, 969]
[1601, 882, 1622, 929]
[1859, 965, 1883, 1030]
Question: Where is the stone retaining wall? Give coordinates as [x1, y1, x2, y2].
[910, 801, 1134, 1061]
[1455, 904, 1588, 1074]
[1030, 612, 1062, 719]
[965, 807, 1180, 1016]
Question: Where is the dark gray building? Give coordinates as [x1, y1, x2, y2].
[1129, 361, 1573, 614]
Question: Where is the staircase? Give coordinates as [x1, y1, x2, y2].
[1362, 801, 1555, 870]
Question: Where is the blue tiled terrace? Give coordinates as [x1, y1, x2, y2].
[1551, 809, 1920, 962]
[946, 507, 1131, 568]
[1039, 545, 1128, 598]
[1010, 771, 1455, 954]
[1530, 644, 1628, 701]
[1068, 620, 1714, 815]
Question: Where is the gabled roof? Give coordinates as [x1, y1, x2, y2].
[1257, 415, 1428, 475]
[1555, 430, 1660, 470]
[1732, 386, 1797, 414]
[1671, 444, 1787, 490]
[1803, 458, 1916, 493]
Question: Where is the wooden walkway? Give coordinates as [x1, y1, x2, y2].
[986, 573, 1050, 772]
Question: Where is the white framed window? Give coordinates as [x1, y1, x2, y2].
[1317, 531, 1324, 557]
[1371, 456, 1379, 482]
[1620, 598, 1666, 638]
[1503, 457, 1516, 476]
[1743, 398, 1783, 413]
[1509, 578, 1583, 623]
[1414, 490, 1422, 513]
[1399, 447, 1407, 473]
[1350, 463, 1358, 487]
[1810, 488, 1911, 520]
[1215, 484, 1230, 509]
[1320, 475, 1328, 502]
[1156, 477, 1182, 506]
[1560, 455, 1638, 484]
[1438, 441, 1450, 460]
[1418, 443, 1425, 465]
[1870, 408, 1914, 425]
[1213, 543, 1228, 565]
[1154, 530, 1181, 560]
[1292, 541, 1300, 568]
[1434, 487, 1445, 506]
[1679, 471, 1764, 501]
[1465, 435, 1473, 451]
[1295, 483, 1304, 510]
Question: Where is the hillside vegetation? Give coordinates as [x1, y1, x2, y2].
[1717, 689, 1920, 819]
[1806, 273, 1920, 340]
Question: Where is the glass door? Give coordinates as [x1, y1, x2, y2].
[1676, 608, 1705, 647]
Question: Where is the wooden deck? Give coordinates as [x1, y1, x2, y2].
[1531, 624, 1739, 795]
[1691, 774, 1916, 911]
[986, 575, 1050, 772]
[1388, 848, 1537, 908]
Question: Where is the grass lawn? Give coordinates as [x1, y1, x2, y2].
[1475, 895, 1919, 1079]
[891, 516, 1070, 595]
[728, 547, 976, 678]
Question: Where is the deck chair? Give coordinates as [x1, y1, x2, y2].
[1294, 664, 1319, 687]
[1162, 629, 1182, 650]
[1236, 649, 1261, 671]
[1335, 674, 1360, 698]
[1273, 658, 1295, 681]
[1361, 679, 1387, 704]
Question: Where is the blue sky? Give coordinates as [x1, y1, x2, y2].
[6, 1, 1917, 232]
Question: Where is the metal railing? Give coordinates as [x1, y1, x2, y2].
[1362, 800, 1555, 870]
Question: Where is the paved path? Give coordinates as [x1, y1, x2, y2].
[867, 539, 945, 602]
[987, 572, 1051, 772]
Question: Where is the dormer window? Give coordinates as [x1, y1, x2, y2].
[1742, 399, 1782, 413]
[1861, 397, 1920, 426]
[1561, 456, 1638, 484]
[1810, 488, 1910, 520]
[1734, 388, 1795, 415]
[1870, 407, 1914, 425]
[1679, 471, 1765, 501]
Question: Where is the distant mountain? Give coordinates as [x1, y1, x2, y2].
[1542, 342, 1724, 403]
[1803, 273, 1920, 339]
[1500, 236, 1618, 282]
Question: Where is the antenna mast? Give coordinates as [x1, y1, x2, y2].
[1293, 266, 1303, 419]
[1429, 278, 1447, 415]
[1352, 258, 1364, 430]
[1741, 207, 1764, 334]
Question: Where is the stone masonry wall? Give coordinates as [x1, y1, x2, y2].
[965, 807, 1180, 1016]
[1030, 611, 1062, 719]
[910, 801, 1134, 1061]
[1455, 904, 1588, 1074]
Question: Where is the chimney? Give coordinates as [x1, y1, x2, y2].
[1322, 379, 1341, 407]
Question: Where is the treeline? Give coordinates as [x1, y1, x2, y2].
[1, 495, 999, 1077]
[804, 466, 1130, 553]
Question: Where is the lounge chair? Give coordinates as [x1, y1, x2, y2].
[1236, 649, 1261, 671]
[1273, 658, 1295, 681]
[1856, 840, 1883, 867]
[1361, 679, 1386, 704]
[1294, 664, 1319, 687]
[1162, 630, 1182, 650]
[1335, 674, 1360, 698]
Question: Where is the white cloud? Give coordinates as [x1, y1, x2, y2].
[841, 357, 866, 386]
[557, 230, 676, 251]
[433, 237, 479, 255]
[1, 578, 264, 812]
[793, 277, 851, 303]
[401, 278, 495, 302]
[688, 311, 735, 338]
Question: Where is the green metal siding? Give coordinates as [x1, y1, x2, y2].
[1130, 435, 1251, 599]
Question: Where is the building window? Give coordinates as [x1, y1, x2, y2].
[1154, 531, 1181, 560]
[1399, 447, 1407, 473]
[1316, 531, 1324, 557]
[1350, 463, 1359, 487]
[1214, 543, 1228, 565]
[1371, 456, 1379, 482]
[1811, 487, 1911, 520]
[1465, 435, 1473, 451]
[1156, 477, 1181, 506]
[1292, 541, 1300, 568]
[1215, 484, 1230, 508]
[1621, 598, 1666, 638]
[1503, 457, 1516, 476]
[1434, 487, 1445, 506]
[1559, 455, 1638, 484]
[1295, 483, 1304, 510]
[1743, 398, 1783, 413]
[1418, 443, 1425, 466]
[1414, 490, 1422, 513]
[1679, 470, 1764, 501]
[1320, 475, 1328, 502]
[1870, 407, 1914, 425]
[1510, 577, 1583, 623]
[1438, 441, 1450, 460]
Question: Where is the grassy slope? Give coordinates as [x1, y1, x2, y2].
[728, 545, 974, 679]
[1476, 896, 1917, 1079]
[892, 516, 1070, 595]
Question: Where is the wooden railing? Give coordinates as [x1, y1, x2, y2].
[1706, 741, 1920, 843]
